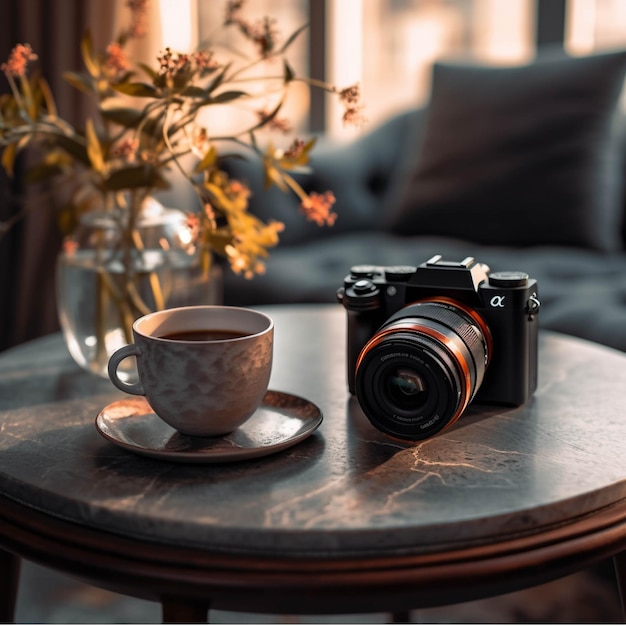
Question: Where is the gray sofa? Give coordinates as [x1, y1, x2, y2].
[223, 48, 626, 356]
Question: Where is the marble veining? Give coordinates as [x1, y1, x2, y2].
[2, 306, 626, 558]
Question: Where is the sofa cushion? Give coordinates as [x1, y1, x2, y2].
[385, 49, 626, 252]
[221, 108, 426, 246]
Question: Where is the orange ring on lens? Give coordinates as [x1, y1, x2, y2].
[356, 321, 472, 428]
[418, 297, 493, 364]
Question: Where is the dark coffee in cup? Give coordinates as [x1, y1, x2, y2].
[159, 329, 250, 341]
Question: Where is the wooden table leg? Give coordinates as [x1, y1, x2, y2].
[0, 548, 20, 623]
[613, 551, 626, 621]
[161, 596, 210, 623]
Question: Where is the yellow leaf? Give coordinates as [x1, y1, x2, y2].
[37, 76, 57, 117]
[81, 30, 100, 78]
[1, 143, 16, 176]
[263, 163, 288, 192]
[85, 118, 104, 172]
[20, 75, 35, 118]
[205, 182, 237, 213]
[111, 82, 159, 98]
[57, 203, 78, 236]
[195, 145, 217, 173]
[278, 138, 317, 169]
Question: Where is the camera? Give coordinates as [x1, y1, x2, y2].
[337, 255, 540, 441]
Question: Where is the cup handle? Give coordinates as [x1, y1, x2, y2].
[107, 344, 145, 396]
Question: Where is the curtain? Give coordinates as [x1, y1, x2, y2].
[0, 0, 160, 351]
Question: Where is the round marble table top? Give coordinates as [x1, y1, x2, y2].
[1, 304, 626, 559]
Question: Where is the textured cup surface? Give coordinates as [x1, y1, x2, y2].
[108, 306, 273, 436]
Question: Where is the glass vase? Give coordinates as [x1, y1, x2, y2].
[56, 198, 222, 380]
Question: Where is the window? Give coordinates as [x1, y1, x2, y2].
[567, 0, 626, 54]
[196, 0, 310, 135]
[566, 0, 626, 107]
[329, 0, 534, 137]
[160, 1, 626, 137]
[159, 0, 310, 136]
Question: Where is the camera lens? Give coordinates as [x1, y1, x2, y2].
[387, 368, 427, 407]
[355, 300, 491, 441]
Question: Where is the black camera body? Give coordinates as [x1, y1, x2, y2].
[337, 255, 540, 440]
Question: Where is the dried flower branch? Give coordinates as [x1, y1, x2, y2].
[0, 0, 365, 280]
[1, 43, 37, 77]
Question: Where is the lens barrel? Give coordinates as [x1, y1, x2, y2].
[355, 300, 491, 441]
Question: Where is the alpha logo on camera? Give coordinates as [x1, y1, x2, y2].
[490, 295, 506, 308]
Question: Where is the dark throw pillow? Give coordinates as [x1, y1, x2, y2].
[385, 49, 626, 252]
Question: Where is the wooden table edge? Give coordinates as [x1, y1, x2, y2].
[2, 493, 626, 616]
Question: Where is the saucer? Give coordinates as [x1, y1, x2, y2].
[95, 390, 323, 463]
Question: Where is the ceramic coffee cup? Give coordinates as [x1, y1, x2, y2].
[107, 306, 273, 437]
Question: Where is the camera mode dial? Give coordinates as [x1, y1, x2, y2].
[488, 271, 529, 288]
[385, 266, 417, 281]
[350, 265, 379, 278]
[338, 278, 381, 310]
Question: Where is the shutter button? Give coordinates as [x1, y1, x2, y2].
[353, 280, 377, 294]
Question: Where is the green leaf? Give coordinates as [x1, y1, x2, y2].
[81, 30, 100, 77]
[99, 104, 145, 127]
[209, 90, 248, 104]
[181, 85, 210, 99]
[23, 160, 65, 184]
[63, 71, 97, 96]
[140, 116, 165, 141]
[251, 97, 285, 133]
[138, 62, 158, 80]
[172, 69, 194, 91]
[85, 118, 104, 172]
[113, 70, 136, 84]
[105, 165, 170, 191]
[37, 76, 57, 117]
[248, 131, 259, 151]
[204, 63, 232, 96]
[52, 135, 90, 166]
[279, 23, 309, 53]
[283, 60, 295, 83]
[112, 82, 159, 98]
